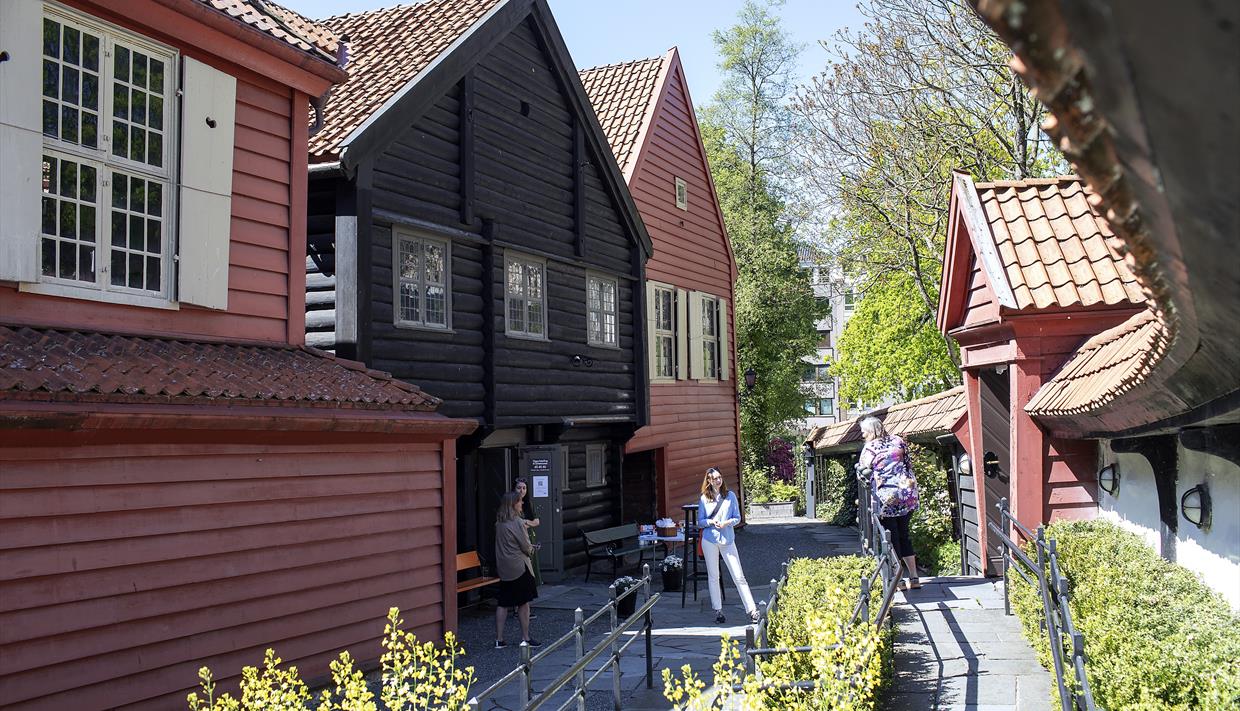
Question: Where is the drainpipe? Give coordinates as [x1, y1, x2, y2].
[310, 34, 350, 136]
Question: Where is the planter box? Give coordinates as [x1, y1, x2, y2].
[747, 500, 796, 519]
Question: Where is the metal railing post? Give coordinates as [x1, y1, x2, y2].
[609, 582, 621, 711]
[574, 607, 585, 711]
[999, 498, 1011, 616]
[760, 593, 772, 647]
[643, 564, 653, 690]
[1037, 528, 1071, 711]
[520, 640, 532, 707]
[859, 575, 870, 624]
[744, 625, 757, 678]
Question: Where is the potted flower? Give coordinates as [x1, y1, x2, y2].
[659, 555, 683, 592]
[613, 575, 639, 617]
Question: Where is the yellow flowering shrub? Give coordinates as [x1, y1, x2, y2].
[186, 608, 474, 711]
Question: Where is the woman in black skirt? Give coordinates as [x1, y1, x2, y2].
[495, 491, 540, 648]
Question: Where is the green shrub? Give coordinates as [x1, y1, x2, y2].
[743, 464, 772, 505]
[1009, 520, 1240, 710]
[907, 444, 955, 576]
[663, 555, 889, 710]
[186, 608, 474, 711]
[770, 480, 801, 508]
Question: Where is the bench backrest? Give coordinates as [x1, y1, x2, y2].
[456, 551, 482, 572]
[583, 523, 639, 545]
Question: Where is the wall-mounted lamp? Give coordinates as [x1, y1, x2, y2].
[1098, 463, 1120, 495]
[571, 354, 594, 368]
[744, 367, 757, 391]
[1180, 484, 1211, 529]
[957, 453, 972, 476]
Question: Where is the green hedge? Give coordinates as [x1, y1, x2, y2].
[1010, 520, 1240, 710]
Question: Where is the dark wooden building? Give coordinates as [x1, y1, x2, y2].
[303, 0, 653, 577]
[0, 1, 473, 708]
[580, 48, 742, 524]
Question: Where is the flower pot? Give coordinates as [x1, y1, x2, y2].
[661, 568, 683, 592]
[616, 592, 637, 617]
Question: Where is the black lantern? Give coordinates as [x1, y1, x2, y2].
[1098, 463, 1120, 495]
[802, 441, 815, 469]
[1180, 484, 1211, 529]
[744, 367, 757, 391]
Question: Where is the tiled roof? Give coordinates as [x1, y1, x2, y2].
[974, 177, 1146, 310]
[0, 326, 440, 411]
[307, 0, 503, 162]
[201, 0, 340, 58]
[809, 386, 966, 452]
[579, 54, 666, 176]
[1025, 309, 1169, 418]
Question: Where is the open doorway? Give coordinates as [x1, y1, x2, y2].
[979, 368, 1012, 576]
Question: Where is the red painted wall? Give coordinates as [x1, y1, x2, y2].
[0, 427, 452, 711]
[621, 58, 741, 517]
[0, 0, 327, 346]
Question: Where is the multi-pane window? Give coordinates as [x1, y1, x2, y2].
[39, 10, 173, 299]
[587, 274, 618, 347]
[701, 295, 720, 379]
[844, 290, 856, 311]
[804, 398, 835, 416]
[674, 177, 687, 210]
[505, 254, 546, 339]
[395, 232, 450, 329]
[652, 286, 676, 379]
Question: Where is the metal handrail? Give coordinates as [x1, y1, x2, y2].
[466, 564, 659, 711]
[989, 498, 1099, 711]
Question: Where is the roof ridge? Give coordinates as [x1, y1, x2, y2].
[579, 54, 666, 75]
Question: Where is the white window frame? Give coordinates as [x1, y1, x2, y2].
[700, 294, 721, 380]
[674, 176, 687, 210]
[392, 228, 452, 330]
[504, 251, 548, 340]
[26, 5, 178, 308]
[586, 272, 618, 348]
[844, 290, 856, 311]
[651, 284, 676, 381]
[586, 443, 606, 487]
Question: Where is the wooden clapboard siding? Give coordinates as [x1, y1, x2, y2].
[621, 57, 741, 515]
[962, 256, 999, 327]
[0, 436, 447, 711]
[0, 0, 308, 345]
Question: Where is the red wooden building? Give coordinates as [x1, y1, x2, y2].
[0, 1, 473, 708]
[580, 48, 742, 522]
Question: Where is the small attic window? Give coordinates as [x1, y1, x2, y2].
[675, 177, 688, 210]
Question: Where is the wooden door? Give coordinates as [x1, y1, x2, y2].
[621, 449, 658, 523]
[520, 445, 564, 574]
[979, 369, 1012, 576]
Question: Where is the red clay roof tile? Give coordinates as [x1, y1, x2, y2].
[809, 386, 965, 452]
[578, 54, 668, 177]
[307, 0, 503, 162]
[0, 326, 441, 411]
[973, 176, 1145, 311]
[201, 0, 340, 58]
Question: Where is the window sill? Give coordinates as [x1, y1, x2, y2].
[586, 340, 621, 350]
[21, 281, 180, 310]
[504, 331, 550, 343]
[393, 321, 455, 335]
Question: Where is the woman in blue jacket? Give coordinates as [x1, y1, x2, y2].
[699, 467, 759, 624]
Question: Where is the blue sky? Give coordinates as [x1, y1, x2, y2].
[283, 0, 864, 106]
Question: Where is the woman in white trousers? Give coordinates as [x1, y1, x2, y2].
[698, 467, 759, 624]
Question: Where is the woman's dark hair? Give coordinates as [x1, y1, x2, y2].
[497, 491, 521, 523]
[700, 467, 728, 501]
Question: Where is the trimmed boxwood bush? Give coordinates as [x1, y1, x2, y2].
[1010, 520, 1240, 710]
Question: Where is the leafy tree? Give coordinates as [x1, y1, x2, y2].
[703, 2, 824, 469]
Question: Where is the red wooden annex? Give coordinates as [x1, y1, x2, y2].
[936, 172, 1145, 574]
[0, 1, 472, 708]
[580, 48, 742, 522]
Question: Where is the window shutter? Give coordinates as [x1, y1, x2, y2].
[687, 290, 703, 381]
[0, 0, 42, 282]
[676, 287, 689, 380]
[178, 57, 235, 309]
[718, 298, 729, 381]
[645, 281, 658, 380]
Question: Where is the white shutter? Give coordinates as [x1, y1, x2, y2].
[676, 287, 689, 380]
[178, 56, 236, 309]
[645, 281, 658, 380]
[719, 298, 729, 381]
[687, 290, 703, 381]
[0, 0, 43, 282]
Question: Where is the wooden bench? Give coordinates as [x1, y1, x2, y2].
[456, 551, 500, 595]
[581, 523, 648, 582]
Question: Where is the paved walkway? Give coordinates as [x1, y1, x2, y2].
[457, 517, 859, 710]
[887, 577, 1051, 711]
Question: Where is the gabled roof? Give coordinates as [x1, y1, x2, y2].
[0, 326, 441, 412]
[579, 53, 668, 178]
[201, 0, 340, 59]
[308, 0, 503, 161]
[809, 386, 966, 453]
[1026, 309, 1170, 420]
[940, 173, 1146, 330]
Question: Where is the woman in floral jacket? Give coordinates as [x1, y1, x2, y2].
[858, 416, 921, 589]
